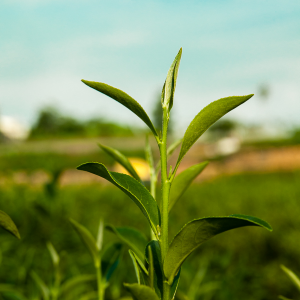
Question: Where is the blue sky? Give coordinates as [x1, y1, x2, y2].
[1, 0, 300, 132]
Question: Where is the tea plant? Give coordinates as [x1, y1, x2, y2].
[31, 242, 99, 300]
[70, 218, 122, 300]
[77, 48, 272, 300]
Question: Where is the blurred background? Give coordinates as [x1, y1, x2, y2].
[0, 1, 300, 299]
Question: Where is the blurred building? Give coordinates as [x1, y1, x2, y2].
[0, 116, 29, 141]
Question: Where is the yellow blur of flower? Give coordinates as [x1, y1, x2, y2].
[113, 157, 150, 181]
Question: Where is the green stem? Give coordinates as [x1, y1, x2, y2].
[160, 107, 171, 300]
[150, 173, 158, 240]
[96, 259, 104, 300]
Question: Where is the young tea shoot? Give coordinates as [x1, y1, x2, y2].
[78, 48, 272, 300]
[70, 218, 122, 300]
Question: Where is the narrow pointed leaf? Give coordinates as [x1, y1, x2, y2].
[60, 274, 96, 296]
[99, 143, 140, 181]
[281, 265, 300, 291]
[145, 136, 154, 178]
[167, 138, 183, 157]
[129, 250, 148, 285]
[162, 48, 182, 111]
[175, 94, 253, 171]
[31, 271, 50, 300]
[106, 225, 147, 261]
[82, 80, 158, 137]
[164, 214, 272, 284]
[78, 163, 160, 235]
[70, 219, 99, 265]
[101, 243, 123, 281]
[145, 241, 163, 298]
[169, 162, 209, 211]
[0, 210, 20, 239]
[46, 242, 60, 267]
[124, 283, 160, 300]
[96, 218, 104, 251]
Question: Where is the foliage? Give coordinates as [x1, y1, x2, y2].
[78, 48, 272, 300]
[29, 106, 135, 139]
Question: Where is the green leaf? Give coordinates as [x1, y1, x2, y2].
[164, 214, 272, 284]
[101, 243, 123, 281]
[60, 274, 96, 296]
[78, 163, 160, 236]
[162, 48, 182, 111]
[0, 210, 20, 239]
[129, 250, 148, 285]
[167, 138, 183, 157]
[175, 94, 253, 171]
[31, 271, 50, 300]
[69, 219, 99, 266]
[96, 218, 104, 251]
[144, 241, 180, 299]
[124, 283, 160, 300]
[145, 136, 155, 178]
[98, 143, 141, 182]
[281, 264, 300, 292]
[106, 225, 147, 261]
[145, 241, 163, 299]
[169, 162, 209, 211]
[82, 80, 158, 137]
[46, 242, 60, 267]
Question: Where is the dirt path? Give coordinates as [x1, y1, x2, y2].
[2, 145, 300, 186]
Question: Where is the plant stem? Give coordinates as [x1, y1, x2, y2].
[160, 107, 171, 300]
[96, 259, 104, 300]
[150, 173, 158, 240]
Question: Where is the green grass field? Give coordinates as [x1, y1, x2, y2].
[1, 169, 300, 299]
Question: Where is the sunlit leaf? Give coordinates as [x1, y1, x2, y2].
[124, 283, 160, 300]
[82, 80, 158, 137]
[169, 162, 208, 211]
[281, 264, 300, 292]
[164, 214, 272, 284]
[129, 250, 148, 285]
[69, 219, 99, 266]
[46, 242, 60, 267]
[0, 210, 20, 239]
[101, 243, 122, 281]
[106, 225, 147, 261]
[98, 143, 140, 181]
[162, 48, 182, 111]
[78, 163, 160, 236]
[175, 95, 253, 172]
